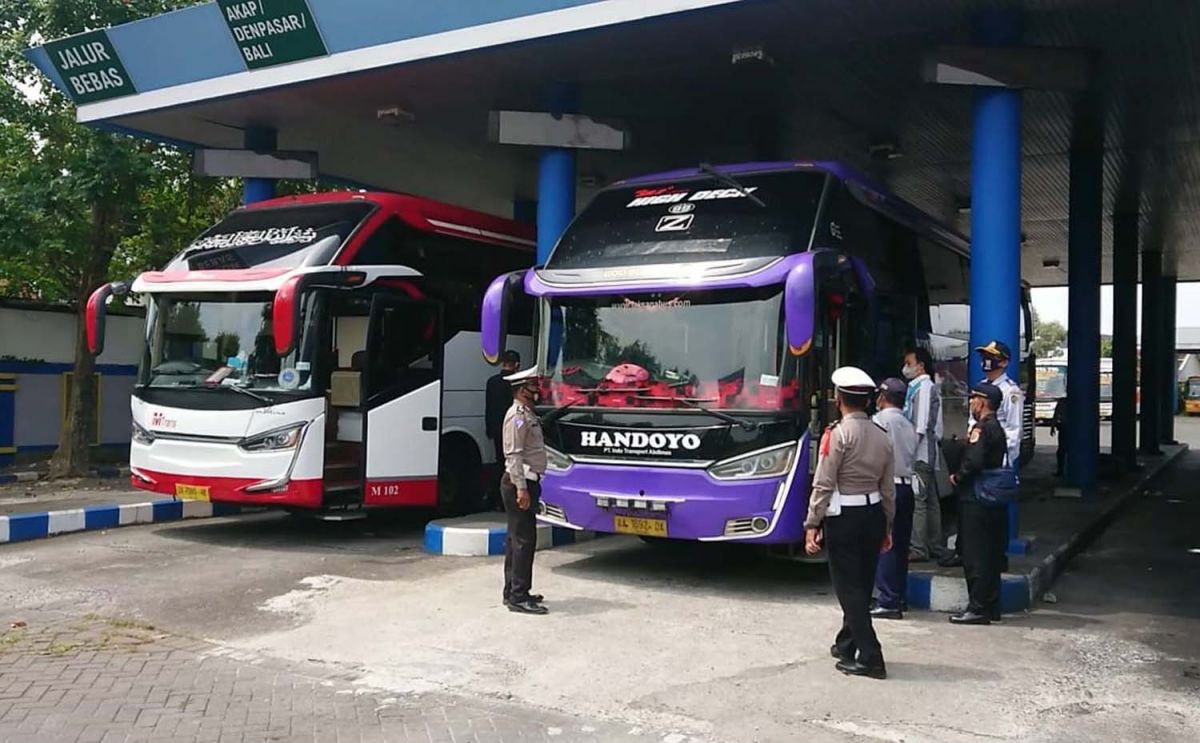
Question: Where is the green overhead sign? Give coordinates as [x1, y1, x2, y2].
[217, 0, 328, 70]
[44, 30, 136, 104]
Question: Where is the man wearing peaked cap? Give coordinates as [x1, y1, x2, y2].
[942, 339, 1024, 570]
[947, 382, 1008, 625]
[804, 366, 897, 679]
[500, 366, 549, 615]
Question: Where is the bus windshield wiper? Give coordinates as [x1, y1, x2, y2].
[663, 395, 759, 432]
[542, 400, 581, 425]
[203, 383, 273, 405]
[698, 163, 766, 208]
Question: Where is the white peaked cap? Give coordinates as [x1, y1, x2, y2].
[504, 366, 541, 386]
[831, 366, 876, 394]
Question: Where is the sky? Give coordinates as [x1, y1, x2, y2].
[1031, 282, 1200, 336]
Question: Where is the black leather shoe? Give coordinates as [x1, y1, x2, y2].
[835, 659, 887, 679]
[830, 644, 855, 662]
[949, 611, 990, 625]
[869, 606, 903, 620]
[938, 554, 963, 568]
[504, 594, 544, 606]
[990, 609, 1002, 622]
[507, 600, 549, 615]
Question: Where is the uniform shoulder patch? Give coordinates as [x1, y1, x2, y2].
[1010, 393, 1020, 405]
[969, 428, 981, 444]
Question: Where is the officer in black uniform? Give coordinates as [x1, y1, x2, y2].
[948, 382, 1008, 625]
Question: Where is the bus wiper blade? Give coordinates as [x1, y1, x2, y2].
[542, 400, 580, 425]
[698, 163, 766, 208]
[666, 396, 759, 432]
[204, 383, 273, 405]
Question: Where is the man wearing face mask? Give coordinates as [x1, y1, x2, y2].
[805, 367, 896, 679]
[901, 347, 943, 563]
[940, 339, 1023, 569]
[948, 382, 1008, 625]
[500, 366, 548, 615]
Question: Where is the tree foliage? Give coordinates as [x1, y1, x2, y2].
[0, 0, 240, 475]
[1031, 316, 1067, 359]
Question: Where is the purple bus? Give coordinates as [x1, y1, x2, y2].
[482, 161, 1032, 547]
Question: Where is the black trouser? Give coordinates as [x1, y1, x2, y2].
[874, 483, 914, 611]
[500, 474, 541, 603]
[1056, 438, 1067, 475]
[826, 502, 888, 666]
[490, 437, 505, 506]
[960, 497, 1008, 615]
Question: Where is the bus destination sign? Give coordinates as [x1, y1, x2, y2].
[217, 0, 328, 70]
[44, 30, 136, 104]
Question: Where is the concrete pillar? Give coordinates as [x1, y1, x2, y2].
[1064, 106, 1102, 494]
[1110, 212, 1139, 469]
[242, 126, 277, 205]
[969, 9, 1023, 551]
[536, 83, 578, 265]
[1139, 249, 1162, 455]
[1160, 275, 1178, 444]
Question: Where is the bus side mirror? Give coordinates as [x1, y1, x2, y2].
[481, 270, 528, 365]
[86, 281, 130, 355]
[785, 260, 815, 357]
[274, 270, 366, 356]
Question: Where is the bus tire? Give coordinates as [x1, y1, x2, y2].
[438, 435, 482, 516]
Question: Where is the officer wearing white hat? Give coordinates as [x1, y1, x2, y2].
[500, 366, 548, 615]
[805, 366, 897, 679]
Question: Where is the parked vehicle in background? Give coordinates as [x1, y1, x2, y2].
[87, 192, 534, 517]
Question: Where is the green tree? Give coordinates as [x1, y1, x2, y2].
[1100, 335, 1113, 358]
[1031, 320, 1066, 359]
[0, 1, 240, 476]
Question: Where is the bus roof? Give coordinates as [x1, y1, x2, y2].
[245, 191, 536, 251]
[614, 161, 970, 256]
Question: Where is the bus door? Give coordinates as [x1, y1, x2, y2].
[361, 295, 444, 507]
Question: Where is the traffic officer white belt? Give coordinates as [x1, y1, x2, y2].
[893, 476, 912, 485]
[839, 491, 882, 507]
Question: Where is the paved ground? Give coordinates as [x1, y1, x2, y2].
[0, 477, 146, 516]
[0, 420, 1197, 742]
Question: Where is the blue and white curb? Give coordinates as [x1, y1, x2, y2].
[906, 571, 1030, 614]
[0, 499, 247, 544]
[424, 516, 598, 556]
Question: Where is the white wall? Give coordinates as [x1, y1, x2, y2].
[0, 306, 142, 365]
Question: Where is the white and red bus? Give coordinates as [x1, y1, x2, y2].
[87, 192, 534, 516]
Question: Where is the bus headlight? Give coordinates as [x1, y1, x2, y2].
[240, 424, 305, 452]
[132, 422, 155, 446]
[545, 446, 573, 472]
[708, 443, 796, 481]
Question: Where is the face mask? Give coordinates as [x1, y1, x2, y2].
[981, 356, 999, 372]
[901, 364, 919, 380]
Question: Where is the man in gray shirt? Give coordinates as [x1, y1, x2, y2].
[872, 378, 918, 620]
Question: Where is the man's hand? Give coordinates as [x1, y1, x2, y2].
[881, 533, 894, 554]
[1049, 428, 1056, 437]
[517, 488, 531, 511]
[805, 527, 823, 555]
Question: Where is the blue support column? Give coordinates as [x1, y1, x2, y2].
[1110, 212, 1139, 471]
[1139, 250, 1162, 456]
[1160, 275, 1178, 444]
[243, 126, 277, 205]
[969, 10, 1024, 551]
[1064, 101, 1103, 495]
[535, 83, 578, 265]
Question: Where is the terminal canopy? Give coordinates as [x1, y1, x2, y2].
[27, 0, 1200, 285]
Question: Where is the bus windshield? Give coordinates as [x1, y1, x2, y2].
[542, 288, 798, 411]
[1188, 378, 1200, 398]
[1099, 370, 1113, 401]
[164, 202, 375, 272]
[545, 171, 826, 270]
[139, 293, 314, 395]
[1037, 364, 1068, 400]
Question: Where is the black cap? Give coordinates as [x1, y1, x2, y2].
[970, 382, 1002, 409]
[878, 377, 907, 398]
[974, 340, 1011, 360]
